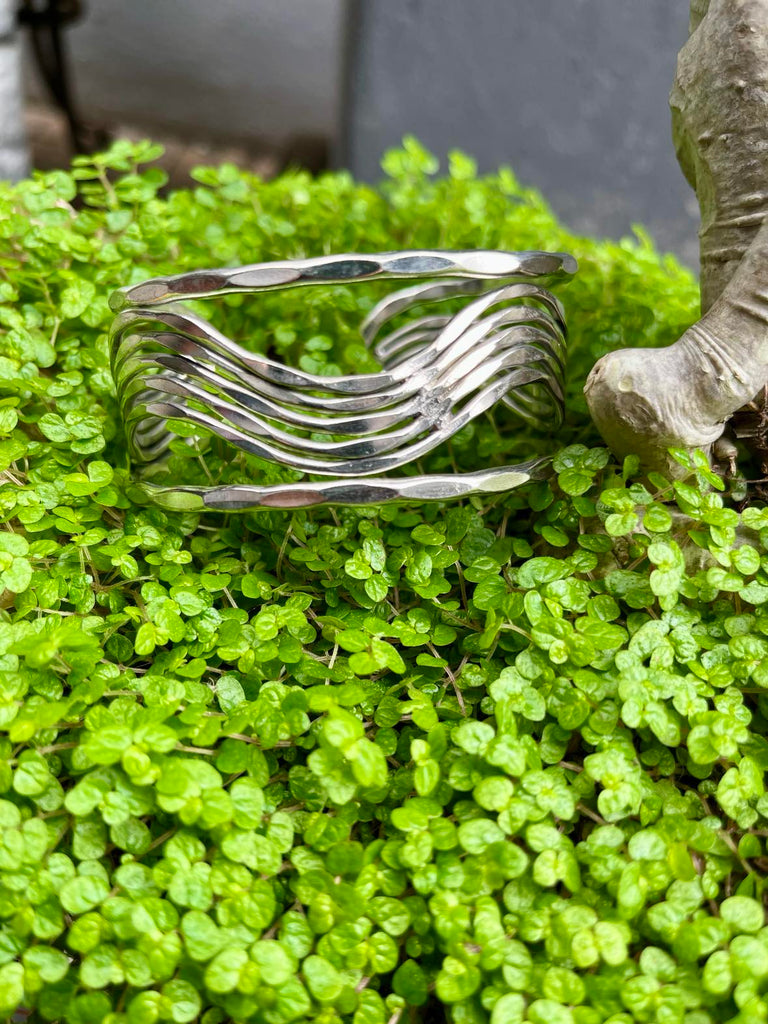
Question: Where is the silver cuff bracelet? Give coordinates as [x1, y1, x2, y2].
[108, 250, 576, 511]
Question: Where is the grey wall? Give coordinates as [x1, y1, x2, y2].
[0, 0, 28, 180]
[54, 0, 343, 146]
[341, 0, 699, 265]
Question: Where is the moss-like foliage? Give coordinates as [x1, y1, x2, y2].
[3, 138, 768, 1024]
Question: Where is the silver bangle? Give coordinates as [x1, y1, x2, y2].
[108, 250, 576, 511]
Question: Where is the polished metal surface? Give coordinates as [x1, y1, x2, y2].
[109, 250, 576, 511]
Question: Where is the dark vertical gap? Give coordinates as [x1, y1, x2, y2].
[18, 0, 107, 155]
[334, 0, 364, 171]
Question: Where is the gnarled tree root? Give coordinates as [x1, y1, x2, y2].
[585, 0, 768, 481]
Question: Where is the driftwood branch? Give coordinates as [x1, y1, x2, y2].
[585, 0, 768, 476]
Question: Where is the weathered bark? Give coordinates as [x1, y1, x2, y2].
[585, 0, 768, 476]
[672, 0, 768, 314]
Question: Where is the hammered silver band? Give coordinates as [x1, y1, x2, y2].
[108, 250, 576, 511]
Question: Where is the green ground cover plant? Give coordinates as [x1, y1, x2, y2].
[2, 137, 768, 1024]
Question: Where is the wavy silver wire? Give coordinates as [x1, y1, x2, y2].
[127, 357, 557, 474]
[120, 321, 562, 470]
[109, 250, 576, 510]
[110, 282, 566, 400]
[116, 307, 564, 440]
[118, 315, 563, 469]
[115, 301, 565, 487]
[114, 292, 566, 437]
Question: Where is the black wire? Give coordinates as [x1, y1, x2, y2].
[17, 0, 108, 154]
